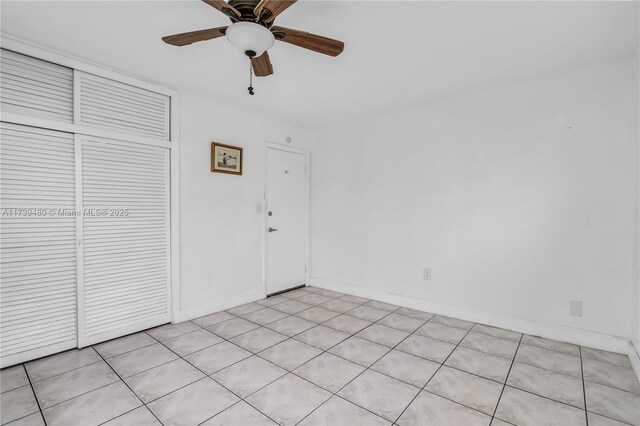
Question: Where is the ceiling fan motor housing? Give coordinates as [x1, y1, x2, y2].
[228, 0, 265, 22]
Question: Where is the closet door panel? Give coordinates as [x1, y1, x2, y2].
[77, 72, 170, 141]
[0, 123, 77, 367]
[79, 136, 170, 345]
[0, 49, 74, 123]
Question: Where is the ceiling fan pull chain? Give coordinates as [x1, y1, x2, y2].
[248, 60, 255, 95]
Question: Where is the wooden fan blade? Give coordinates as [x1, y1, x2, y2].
[162, 27, 228, 46]
[254, 0, 296, 23]
[271, 26, 344, 56]
[202, 0, 241, 19]
[252, 51, 273, 77]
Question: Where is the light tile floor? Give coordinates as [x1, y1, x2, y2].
[2, 286, 639, 426]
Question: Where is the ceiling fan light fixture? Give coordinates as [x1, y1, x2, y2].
[225, 22, 275, 57]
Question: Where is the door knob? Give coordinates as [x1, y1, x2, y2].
[268, 227, 278, 232]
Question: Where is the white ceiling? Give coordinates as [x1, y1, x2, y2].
[1, 1, 638, 128]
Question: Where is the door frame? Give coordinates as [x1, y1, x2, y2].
[262, 142, 310, 296]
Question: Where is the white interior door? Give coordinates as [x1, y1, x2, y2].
[265, 146, 307, 295]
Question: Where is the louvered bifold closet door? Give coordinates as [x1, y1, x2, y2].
[0, 123, 77, 367]
[0, 49, 74, 123]
[77, 72, 170, 141]
[79, 136, 170, 345]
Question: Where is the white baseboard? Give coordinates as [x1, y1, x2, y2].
[307, 277, 630, 354]
[174, 288, 265, 323]
[629, 341, 640, 383]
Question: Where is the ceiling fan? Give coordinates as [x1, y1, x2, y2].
[162, 0, 344, 83]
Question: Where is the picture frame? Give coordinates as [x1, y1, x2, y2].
[211, 142, 243, 175]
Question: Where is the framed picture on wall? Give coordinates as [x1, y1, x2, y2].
[211, 142, 243, 175]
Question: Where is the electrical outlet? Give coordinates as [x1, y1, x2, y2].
[423, 268, 432, 281]
[569, 300, 583, 317]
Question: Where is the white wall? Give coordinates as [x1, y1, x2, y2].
[177, 91, 311, 320]
[308, 57, 639, 348]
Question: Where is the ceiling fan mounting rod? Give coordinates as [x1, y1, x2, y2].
[248, 60, 255, 95]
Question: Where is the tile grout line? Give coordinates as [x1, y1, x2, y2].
[294, 307, 468, 424]
[582, 377, 640, 395]
[107, 326, 266, 420]
[579, 346, 589, 426]
[18, 319, 492, 424]
[484, 338, 636, 423]
[194, 400, 246, 426]
[391, 320, 478, 425]
[489, 333, 523, 424]
[232, 305, 390, 420]
[181, 293, 353, 370]
[219, 291, 371, 341]
[101, 301, 493, 425]
[92, 345, 166, 426]
[490, 383, 618, 425]
[0, 296, 485, 425]
[192, 290, 371, 424]
[581, 411, 635, 426]
[199, 293, 636, 424]
[500, 383, 587, 412]
[250, 312, 502, 424]
[229, 296, 386, 360]
[23, 358, 105, 385]
[292, 307, 405, 425]
[3, 339, 482, 426]
[471, 338, 623, 414]
[97, 405, 153, 426]
[20, 288, 632, 426]
[230, 295, 431, 353]
[104, 344, 180, 377]
[236, 302, 402, 424]
[513, 344, 640, 395]
[150, 317, 315, 426]
[95, 340, 157, 361]
[148, 333, 278, 425]
[23, 356, 137, 420]
[394, 329, 590, 415]
[504, 344, 587, 381]
[32, 376, 123, 415]
[16, 305, 492, 396]
[21, 363, 48, 426]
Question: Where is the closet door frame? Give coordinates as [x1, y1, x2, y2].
[1, 36, 182, 357]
